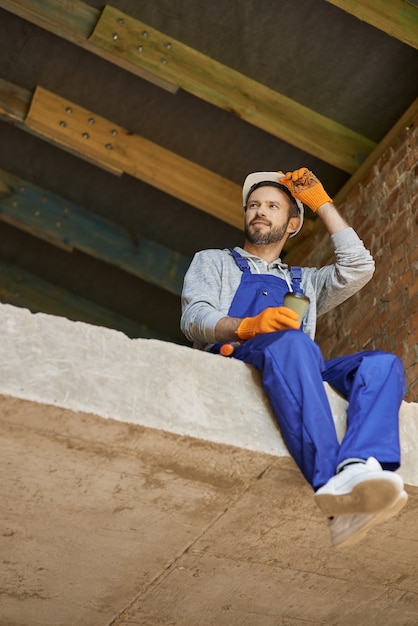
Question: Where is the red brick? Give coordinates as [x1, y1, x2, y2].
[405, 363, 418, 400]
[405, 296, 418, 320]
[389, 297, 404, 315]
[402, 346, 417, 370]
[396, 269, 413, 290]
[408, 280, 418, 300]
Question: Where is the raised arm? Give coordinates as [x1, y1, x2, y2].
[279, 167, 349, 235]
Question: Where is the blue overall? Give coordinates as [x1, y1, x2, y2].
[219, 249, 405, 490]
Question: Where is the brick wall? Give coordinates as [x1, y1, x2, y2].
[289, 116, 417, 401]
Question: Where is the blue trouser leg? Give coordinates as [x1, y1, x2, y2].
[232, 334, 405, 491]
[233, 330, 340, 490]
[322, 351, 405, 471]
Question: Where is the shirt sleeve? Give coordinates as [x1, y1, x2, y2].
[311, 227, 375, 316]
[180, 250, 228, 344]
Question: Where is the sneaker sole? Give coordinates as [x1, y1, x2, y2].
[332, 490, 408, 548]
[315, 476, 403, 516]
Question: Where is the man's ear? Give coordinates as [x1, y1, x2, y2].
[287, 217, 301, 234]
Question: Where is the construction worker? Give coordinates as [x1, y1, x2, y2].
[180, 167, 407, 548]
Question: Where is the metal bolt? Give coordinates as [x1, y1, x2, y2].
[137, 45, 144, 52]
[141, 30, 149, 38]
[82, 132, 90, 139]
[88, 117, 95, 124]
[59, 121, 67, 127]
[105, 143, 113, 150]
[66, 107, 73, 114]
[165, 42, 172, 49]
[117, 18, 124, 25]
[111, 129, 118, 136]
[112, 33, 119, 40]
[161, 58, 168, 65]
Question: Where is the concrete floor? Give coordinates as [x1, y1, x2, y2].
[1, 394, 417, 626]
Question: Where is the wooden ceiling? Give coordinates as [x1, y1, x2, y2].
[0, 0, 417, 345]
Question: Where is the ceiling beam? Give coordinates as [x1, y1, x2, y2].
[0, 77, 31, 121]
[0, 0, 376, 172]
[0, 0, 178, 93]
[0, 168, 191, 297]
[0, 260, 171, 340]
[325, 0, 418, 49]
[0, 78, 244, 230]
[0, 78, 316, 253]
[87, 5, 374, 173]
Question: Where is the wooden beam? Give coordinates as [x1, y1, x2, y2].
[0, 0, 376, 172]
[333, 96, 418, 205]
[325, 0, 418, 49]
[0, 261, 171, 340]
[0, 77, 31, 122]
[89, 5, 376, 173]
[0, 78, 312, 255]
[0, 0, 179, 93]
[0, 168, 191, 297]
[0, 79, 244, 229]
[0, 78, 314, 258]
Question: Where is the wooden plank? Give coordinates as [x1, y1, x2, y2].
[0, 0, 376, 172]
[0, 76, 31, 122]
[10, 83, 243, 229]
[0, 260, 170, 340]
[333, 96, 418, 205]
[0, 0, 179, 93]
[25, 86, 129, 175]
[325, 0, 418, 49]
[0, 79, 310, 252]
[0, 80, 311, 249]
[88, 5, 376, 173]
[122, 134, 243, 228]
[0, 168, 191, 297]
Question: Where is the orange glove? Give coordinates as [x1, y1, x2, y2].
[237, 306, 300, 340]
[279, 168, 332, 212]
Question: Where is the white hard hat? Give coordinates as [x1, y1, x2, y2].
[242, 171, 304, 237]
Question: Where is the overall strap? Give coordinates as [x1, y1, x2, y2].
[229, 248, 251, 273]
[290, 266, 303, 293]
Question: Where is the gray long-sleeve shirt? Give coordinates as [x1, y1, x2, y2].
[181, 227, 375, 349]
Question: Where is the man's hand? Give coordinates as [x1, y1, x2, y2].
[279, 167, 332, 212]
[237, 306, 300, 340]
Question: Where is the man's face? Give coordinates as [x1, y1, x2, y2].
[244, 186, 294, 245]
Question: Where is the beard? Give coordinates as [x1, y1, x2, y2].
[245, 219, 289, 245]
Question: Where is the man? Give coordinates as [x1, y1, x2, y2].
[180, 167, 407, 548]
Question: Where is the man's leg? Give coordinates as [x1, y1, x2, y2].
[233, 330, 340, 490]
[315, 350, 406, 519]
[322, 350, 405, 470]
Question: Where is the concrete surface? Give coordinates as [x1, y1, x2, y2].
[1, 305, 417, 485]
[1, 304, 418, 625]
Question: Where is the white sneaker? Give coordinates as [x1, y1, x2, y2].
[329, 489, 408, 548]
[314, 457, 404, 516]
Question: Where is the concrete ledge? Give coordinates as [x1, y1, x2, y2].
[1, 303, 417, 485]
